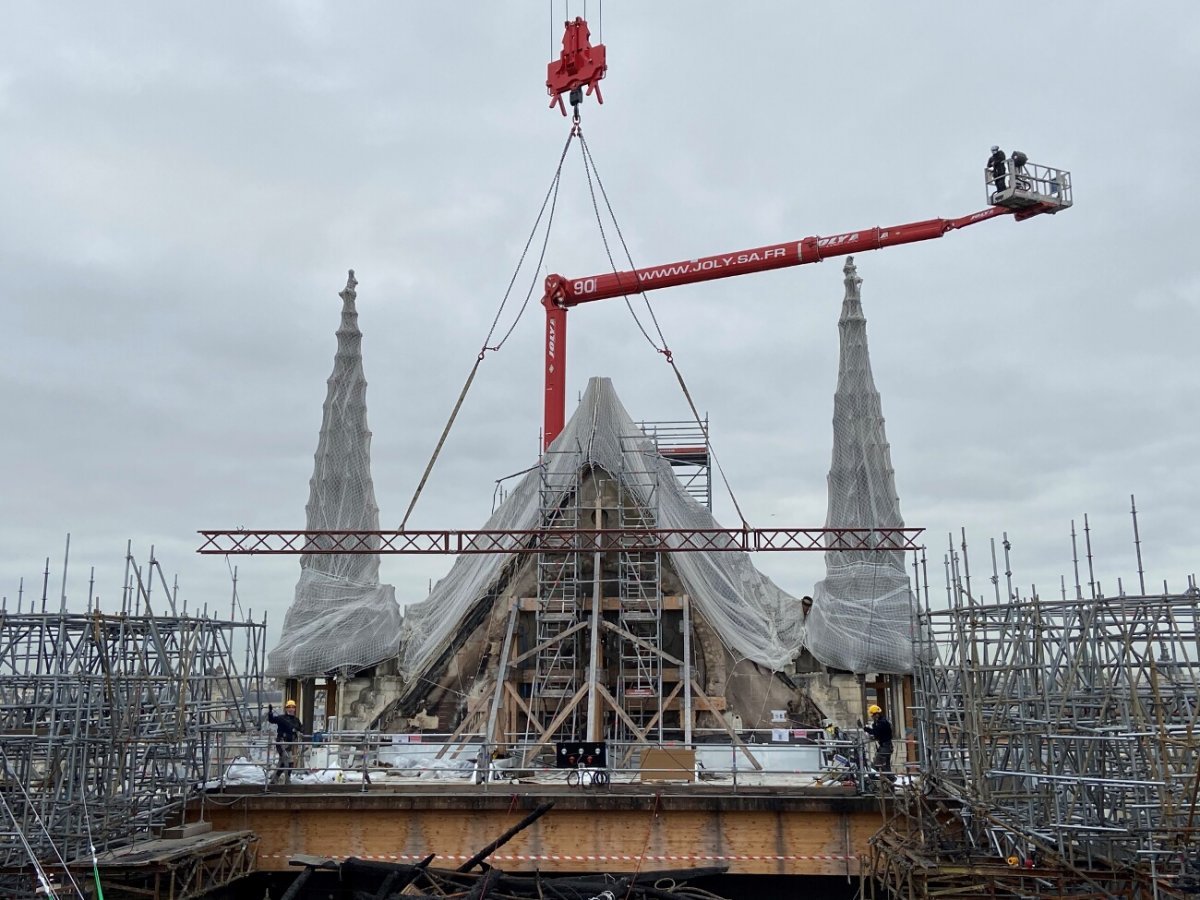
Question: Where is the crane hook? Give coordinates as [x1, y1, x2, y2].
[570, 86, 583, 131]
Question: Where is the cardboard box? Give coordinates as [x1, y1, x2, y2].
[639, 747, 696, 783]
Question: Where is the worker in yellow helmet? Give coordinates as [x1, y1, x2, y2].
[864, 703, 896, 782]
[267, 698, 307, 785]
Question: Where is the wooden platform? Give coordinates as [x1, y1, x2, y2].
[67, 830, 257, 900]
[196, 783, 881, 877]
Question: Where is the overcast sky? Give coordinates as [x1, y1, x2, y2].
[2, 3, 1197, 640]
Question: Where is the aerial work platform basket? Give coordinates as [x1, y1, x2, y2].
[986, 157, 1072, 214]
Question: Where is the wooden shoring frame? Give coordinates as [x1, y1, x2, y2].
[518, 685, 589, 767]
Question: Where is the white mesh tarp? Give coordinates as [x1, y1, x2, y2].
[267, 272, 402, 678]
[266, 264, 911, 680]
[806, 258, 915, 674]
[397, 377, 809, 683]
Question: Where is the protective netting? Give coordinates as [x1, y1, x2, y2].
[267, 271, 402, 678]
[806, 257, 915, 674]
[268, 262, 911, 679]
[398, 376, 809, 683]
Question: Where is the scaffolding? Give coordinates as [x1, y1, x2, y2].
[867, 512, 1200, 899]
[636, 418, 711, 512]
[616, 435, 664, 744]
[523, 428, 680, 754]
[531, 453, 585, 741]
[0, 548, 266, 896]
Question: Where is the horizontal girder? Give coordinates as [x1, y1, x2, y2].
[197, 526, 924, 555]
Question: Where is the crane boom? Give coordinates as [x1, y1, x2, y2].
[540, 201, 1037, 449]
[544, 205, 1013, 310]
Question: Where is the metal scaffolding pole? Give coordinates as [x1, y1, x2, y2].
[0, 550, 265, 890]
[870, 526, 1200, 899]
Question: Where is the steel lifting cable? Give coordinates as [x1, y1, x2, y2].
[399, 128, 577, 529]
[576, 137, 662, 352]
[576, 134, 750, 528]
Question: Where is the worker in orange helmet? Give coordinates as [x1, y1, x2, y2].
[864, 703, 896, 782]
[267, 698, 307, 785]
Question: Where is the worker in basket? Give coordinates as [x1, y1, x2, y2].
[268, 698, 307, 785]
[864, 704, 896, 783]
[988, 145, 1007, 194]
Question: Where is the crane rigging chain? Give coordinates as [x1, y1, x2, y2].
[403, 108, 748, 530]
[575, 130, 750, 527]
[399, 127, 578, 529]
[407, 9, 750, 528]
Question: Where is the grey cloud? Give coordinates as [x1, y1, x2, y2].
[2, 3, 1197, 640]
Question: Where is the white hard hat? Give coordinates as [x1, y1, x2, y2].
[991, 145, 1000, 152]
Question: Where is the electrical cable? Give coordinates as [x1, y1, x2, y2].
[624, 791, 661, 900]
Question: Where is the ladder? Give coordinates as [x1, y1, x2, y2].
[532, 453, 584, 740]
[617, 436, 664, 743]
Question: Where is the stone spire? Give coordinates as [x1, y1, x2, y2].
[266, 270, 401, 679]
[805, 257, 914, 674]
[300, 269, 381, 582]
[824, 256, 905, 564]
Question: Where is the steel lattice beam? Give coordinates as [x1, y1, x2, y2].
[196, 527, 924, 555]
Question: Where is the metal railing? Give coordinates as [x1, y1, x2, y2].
[985, 159, 1072, 206]
[204, 728, 902, 794]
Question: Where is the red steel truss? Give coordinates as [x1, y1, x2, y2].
[197, 526, 924, 555]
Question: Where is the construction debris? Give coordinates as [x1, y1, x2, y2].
[294, 855, 733, 900]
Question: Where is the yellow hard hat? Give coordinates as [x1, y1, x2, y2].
[285, 699, 297, 708]
[867, 704, 882, 716]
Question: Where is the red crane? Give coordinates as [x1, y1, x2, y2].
[540, 187, 1072, 449]
[538, 17, 1073, 450]
[197, 20, 1072, 555]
